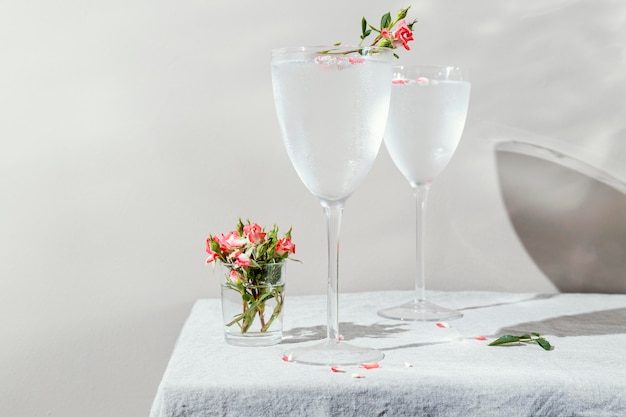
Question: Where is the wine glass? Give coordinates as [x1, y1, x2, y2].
[378, 65, 471, 321]
[271, 45, 394, 365]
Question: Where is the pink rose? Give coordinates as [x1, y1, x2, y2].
[243, 223, 266, 245]
[205, 252, 218, 264]
[216, 230, 246, 251]
[205, 252, 219, 264]
[231, 250, 251, 267]
[380, 28, 392, 39]
[205, 237, 219, 264]
[228, 269, 242, 284]
[276, 238, 296, 256]
[393, 20, 414, 50]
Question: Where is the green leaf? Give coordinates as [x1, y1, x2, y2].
[225, 313, 245, 328]
[361, 17, 367, 36]
[488, 335, 521, 346]
[209, 238, 220, 253]
[489, 333, 554, 351]
[380, 12, 391, 29]
[379, 38, 393, 48]
[536, 338, 552, 351]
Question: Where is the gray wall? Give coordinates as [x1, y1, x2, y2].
[1, 1, 624, 416]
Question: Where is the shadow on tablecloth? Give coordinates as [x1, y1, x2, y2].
[458, 293, 559, 311]
[491, 307, 626, 338]
[282, 321, 409, 344]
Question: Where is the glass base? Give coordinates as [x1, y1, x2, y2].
[378, 300, 463, 322]
[224, 330, 283, 347]
[283, 339, 384, 366]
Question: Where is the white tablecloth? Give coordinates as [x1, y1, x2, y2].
[149, 290, 626, 417]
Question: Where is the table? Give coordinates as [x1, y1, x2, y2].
[149, 290, 626, 416]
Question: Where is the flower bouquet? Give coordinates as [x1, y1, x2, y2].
[206, 219, 297, 346]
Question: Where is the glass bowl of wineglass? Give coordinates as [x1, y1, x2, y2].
[271, 45, 394, 365]
[378, 65, 471, 321]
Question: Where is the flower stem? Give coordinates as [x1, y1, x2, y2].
[261, 288, 284, 332]
[259, 305, 267, 329]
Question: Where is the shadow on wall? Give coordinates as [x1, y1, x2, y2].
[493, 135, 626, 294]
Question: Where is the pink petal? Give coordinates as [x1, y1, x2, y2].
[330, 366, 346, 373]
[435, 322, 451, 328]
[359, 362, 380, 370]
[281, 355, 292, 362]
[475, 336, 487, 341]
[351, 373, 365, 379]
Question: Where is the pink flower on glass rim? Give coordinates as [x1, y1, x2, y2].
[216, 230, 246, 251]
[333, 6, 416, 59]
[276, 238, 296, 256]
[393, 19, 414, 50]
[231, 250, 251, 267]
[243, 223, 266, 245]
[348, 57, 365, 65]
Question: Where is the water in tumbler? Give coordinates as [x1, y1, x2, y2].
[384, 79, 470, 186]
[272, 56, 391, 203]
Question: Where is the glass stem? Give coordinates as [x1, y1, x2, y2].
[413, 184, 431, 304]
[323, 202, 343, 343]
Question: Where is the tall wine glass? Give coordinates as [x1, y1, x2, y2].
[378, 65, 470, 321]
[271, 45, 394, 365]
